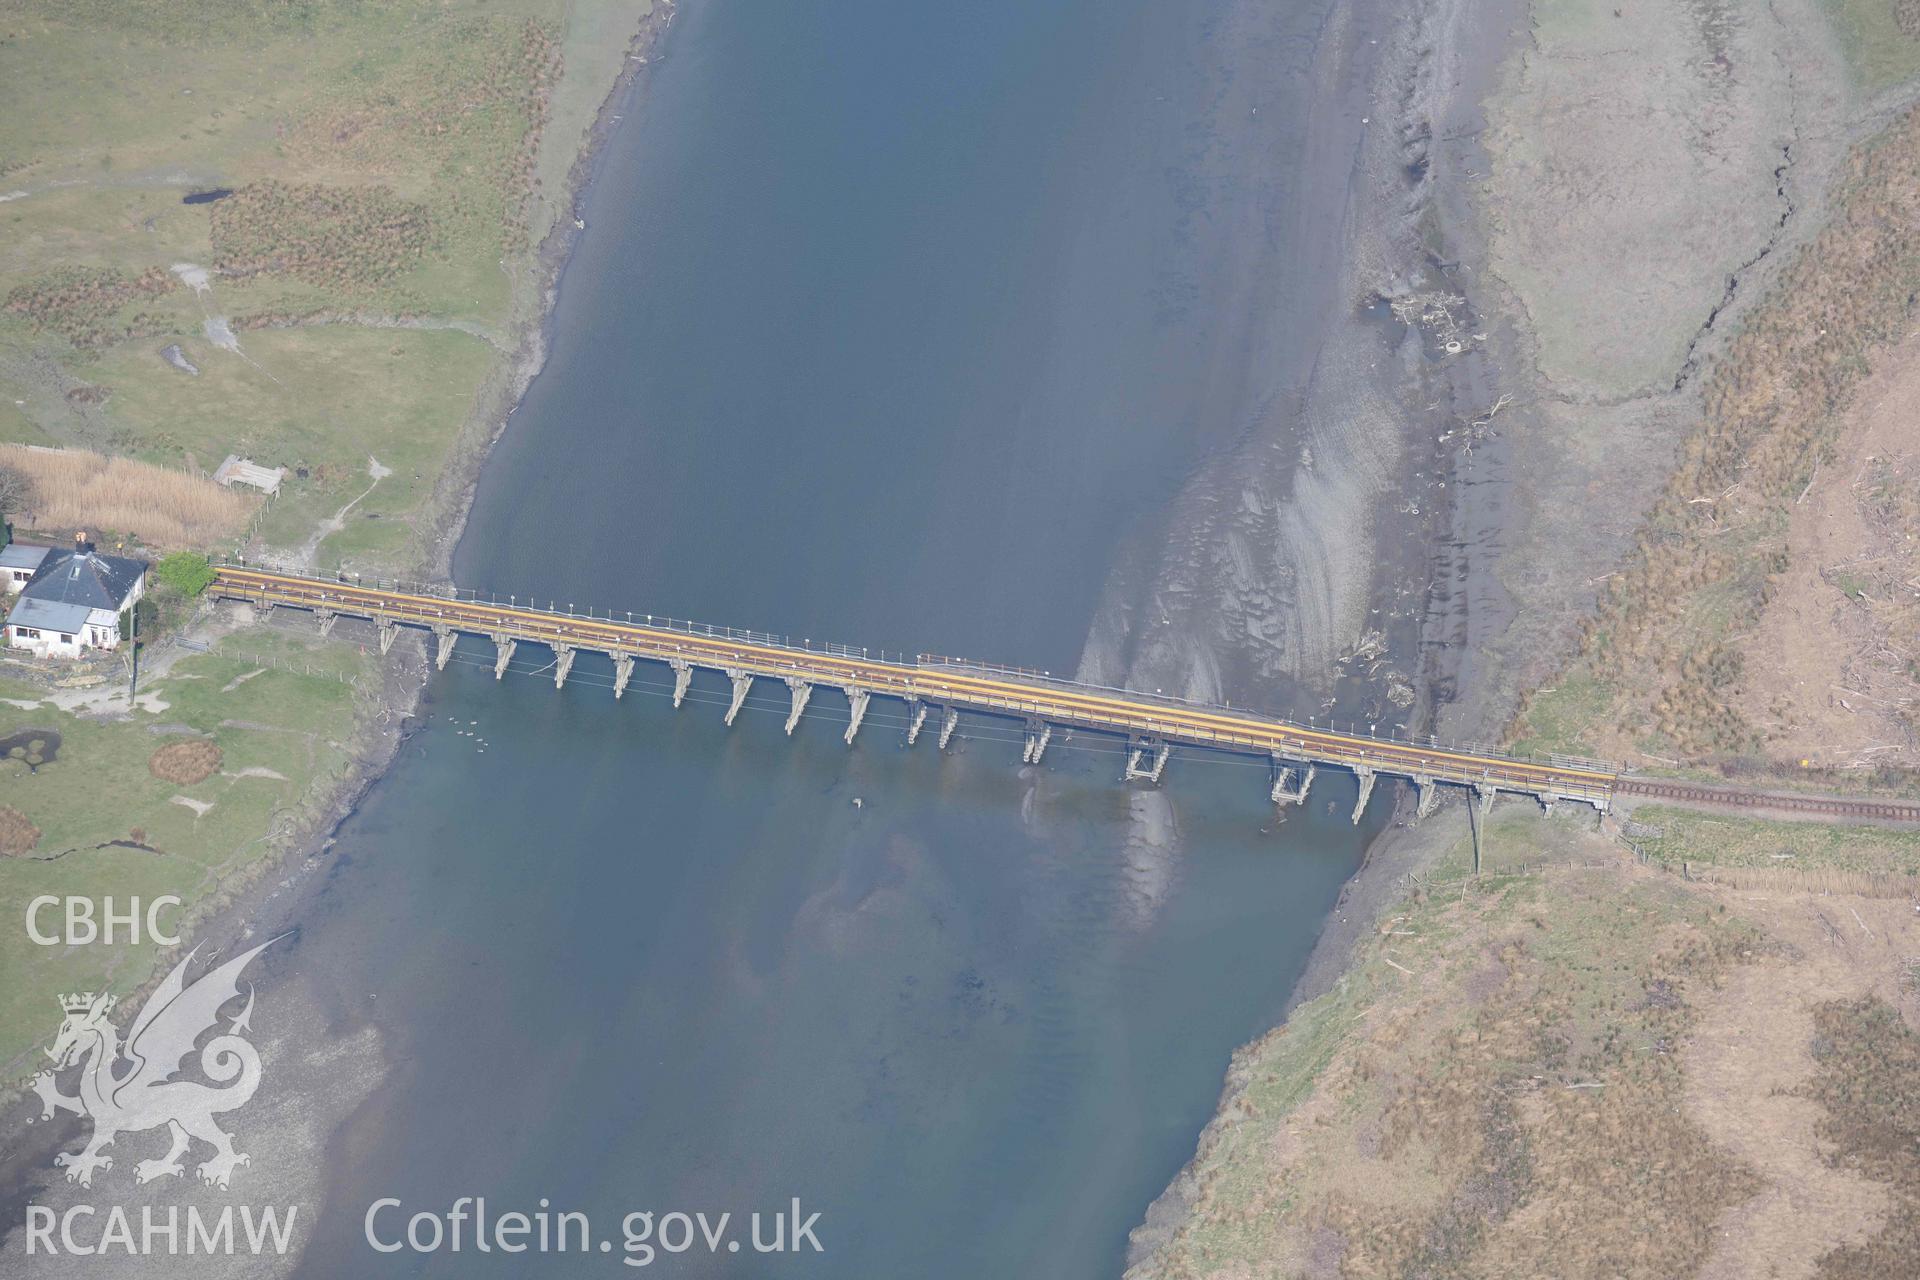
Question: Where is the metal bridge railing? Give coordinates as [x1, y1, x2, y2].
[217, 565, 1622, 782]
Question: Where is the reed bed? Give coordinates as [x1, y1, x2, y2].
[1, 444, 256, 549]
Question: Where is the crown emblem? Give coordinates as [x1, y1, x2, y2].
[60, 992, 109, 1014]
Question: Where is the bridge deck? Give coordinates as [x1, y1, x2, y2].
[211, 566, 1619, 811]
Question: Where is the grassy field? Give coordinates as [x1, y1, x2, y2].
[1625, 805, 1920, 876]
[1127, 808, 1920, 1278]
[0, 627, 376, 1076]
[1818, 0, 1920, 90]
[0, 0, 650, 569]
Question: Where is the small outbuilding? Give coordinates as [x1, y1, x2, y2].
[4, 534, 148, 658]
[1, 541, 50, 594]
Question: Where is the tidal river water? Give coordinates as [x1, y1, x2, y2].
[288, 0, 1384, 1273]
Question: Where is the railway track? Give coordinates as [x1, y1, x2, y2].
[1616, 777, 1920, 825]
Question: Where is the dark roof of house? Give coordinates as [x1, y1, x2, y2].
[22, 547, 148, 610]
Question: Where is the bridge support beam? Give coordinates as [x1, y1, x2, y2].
[905, 701, 927, 745]
[724, 670, 752, 727]
[843, 687, 870, 745]
[1414, 776, 1439, 821]
[377, 619, 399, 656]
[551, 643, 575, 689]
[612, 654, 634, 699]
[433, 626, 456, 671]
[669, 658, 693, 708]
[1351, 766, 1376, 825]
[1271, 757, 1314, 806]
[492, 635, 516, 679]
[938, 706, 959, 750]
[316, 609, 338, 637]
[1124, 738, 1170, 783]
[1022, 720, 1052, 765]
[784, 678, 813, 735]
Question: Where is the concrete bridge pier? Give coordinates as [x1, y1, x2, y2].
[251, 600, 275, 623]
[905, 701, 927, 745]
[1414, 776, 1439, 821]
[1271, 757, 1314, 806]
[843, 687, 870, 745]
[612, 653, 634, 698]
[377, 619, 399, 656]
[784, 678, 813, 734]
[1022, 720, 1052, 765]
[551, 643, 576, 689]
[724, 669, 753, 726]
[1124, 738, 1169, 783]
[937, 706, 960, 750]
[492, 635, 516, 679]
[1475, 782, 1497, 817]
[1350, 766, 1376, 824]
[669, 658, 693, 707]
[433, 625, 456, 671]
[316, 609, 338, 637]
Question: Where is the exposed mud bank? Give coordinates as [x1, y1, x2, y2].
[1120, 0, 1864, 1267]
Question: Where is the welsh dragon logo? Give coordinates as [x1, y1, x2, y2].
[30, 939, 277, 1189]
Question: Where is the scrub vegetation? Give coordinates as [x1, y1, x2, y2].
[1511, 103, 1920, 775]
[1128, 810, 1920, 1279]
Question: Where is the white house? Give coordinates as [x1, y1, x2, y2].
[1, 541, 49, 593]
[4, 535, 147, 658]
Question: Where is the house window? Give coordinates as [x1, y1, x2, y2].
[15, 627, 39, 640]
[58, 633, 72, 644]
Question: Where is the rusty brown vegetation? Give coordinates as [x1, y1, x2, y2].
[0, 805, 40, 856]
[1513, 105, 1920, 766]
[210, 180, 433, 291]
[4, 266, 177, 350]
[147, 738, 222, 785]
